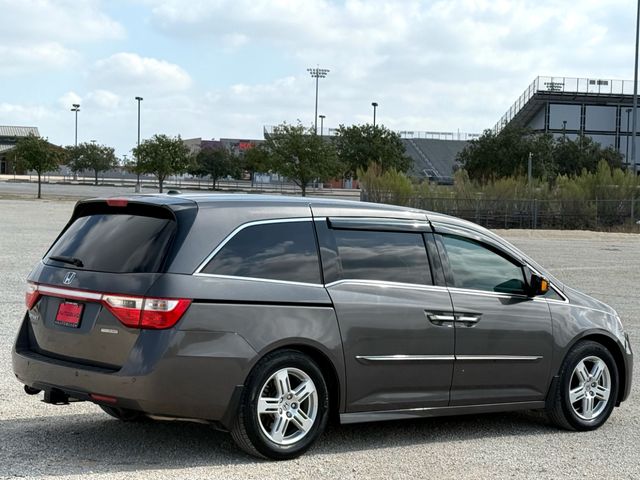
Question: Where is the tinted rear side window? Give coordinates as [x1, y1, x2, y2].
[46, 214, 176, 273]
[333, 230, 432, 285]
[201, 221, 321, 284]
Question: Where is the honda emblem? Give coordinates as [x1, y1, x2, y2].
[63, 272, 76, 285]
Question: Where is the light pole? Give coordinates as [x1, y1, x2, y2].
[319, 115, 326, 136]
[627, 108, 632, 166]
[562, 120, 567, 138]
[71, 104, 80, 146]
[307, 67, 330, 134]
[371, 102, 378, 127]
[632, 0, 640, 173]
[135, 96, 143, 191]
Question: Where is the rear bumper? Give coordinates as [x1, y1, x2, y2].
[12, 316, 256, 428]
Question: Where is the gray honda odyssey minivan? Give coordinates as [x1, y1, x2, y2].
[12, 194, 633, 459]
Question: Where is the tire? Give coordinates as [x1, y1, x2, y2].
[231, 350, 330, 460]
[99, 404, 146, 422]
[547, 340, 618, 431]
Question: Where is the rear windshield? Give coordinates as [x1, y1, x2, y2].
[45, 213, 176, 273]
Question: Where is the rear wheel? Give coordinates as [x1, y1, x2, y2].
[547, 341, 618, 431]
[99, 405, 146, 422]
[231, 350, 329, 460]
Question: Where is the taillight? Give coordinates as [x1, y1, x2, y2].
[102, 295, 144, 328]
[106, 198, 128, 207]
[25, 282, 40, 309]
[140, 298, 192, 329]
[102, 294, 191, 329]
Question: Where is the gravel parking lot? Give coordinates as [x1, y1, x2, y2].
[0, 198, 638, 480]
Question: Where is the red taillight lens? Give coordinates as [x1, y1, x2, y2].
[25, 282, 40, 309]
[102, 294, 191, 329]
[102, 295, 144, 328]
[106, 198, 129, 207]
[140, 298, 192, 329]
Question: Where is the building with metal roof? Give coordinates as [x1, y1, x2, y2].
[0, 125, 40, 174]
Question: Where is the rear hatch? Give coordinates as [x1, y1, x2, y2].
[24, 198, 195, 369]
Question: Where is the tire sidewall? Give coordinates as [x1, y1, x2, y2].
[559, 342, 618, 430]
[242, 351, 329, 460]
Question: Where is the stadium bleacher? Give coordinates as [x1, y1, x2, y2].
[402, 138, 468, 183]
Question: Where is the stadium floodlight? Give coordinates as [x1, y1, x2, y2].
[70, 104, 80, 147]
[307, 67, 330, 134]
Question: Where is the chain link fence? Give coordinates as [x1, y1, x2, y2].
[361, 193, 640, 230]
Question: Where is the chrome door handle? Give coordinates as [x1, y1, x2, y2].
[455, 314, 481, 326]
[425, 312, 456, 326]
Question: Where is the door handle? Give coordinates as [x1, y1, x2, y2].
[425, 312, 456, 326]
[455, 314, 482, 326]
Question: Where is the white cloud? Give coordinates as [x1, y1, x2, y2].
[3, 0, 637, 158]
[91, 53, 192, 94]
[58, 92, 83, 110]
[0, 0, 124, 75]
[0, 43, 79, 76]
[0, 0, 124, 44]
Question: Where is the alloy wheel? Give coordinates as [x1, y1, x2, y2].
[256, 367, 318, 446]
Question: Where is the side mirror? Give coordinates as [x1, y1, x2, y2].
[528, 273, 549, 297]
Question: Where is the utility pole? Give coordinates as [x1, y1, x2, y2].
[135, 96, 143, 192]
[632, 0, 640, 173]
[372, 102, 378, 126]
[527, 152, 533, 185]
[319, 114, 326, 136]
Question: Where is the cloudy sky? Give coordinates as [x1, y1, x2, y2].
[1, 0, 637, 157]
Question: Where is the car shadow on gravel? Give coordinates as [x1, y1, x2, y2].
[0, 409, 558, 476]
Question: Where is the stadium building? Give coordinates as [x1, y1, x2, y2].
[494, 76, 638, 169]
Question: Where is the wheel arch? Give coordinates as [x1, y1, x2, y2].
[251, 342, 343, 420]
[560, 331, 627, 406]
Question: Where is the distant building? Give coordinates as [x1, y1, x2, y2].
[494, 76, 637, 169]
[0, 126, 40, 174]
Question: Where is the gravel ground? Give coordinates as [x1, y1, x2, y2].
[0, 199, 638, 480]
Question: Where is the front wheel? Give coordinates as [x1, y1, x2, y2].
[547, 340, 618, 431]
[231, 350, 329, 460]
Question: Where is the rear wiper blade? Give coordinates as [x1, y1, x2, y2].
[49, 255, 84, 268]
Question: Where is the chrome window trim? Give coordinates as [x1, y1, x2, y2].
[328, 216, 432, 233]
[192, 272, 326, 288]
[193, 217, 315, 276]
[447, 286, 527, 300]
[324, 278, 446, 293]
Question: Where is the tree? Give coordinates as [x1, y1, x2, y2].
[14, 133, 64, 199]
[263, 122, 341, 196]
[458, 127, 625, 182]
[334, 123, 412, 177]
[65, 142, 118, 185]
[457, 126, 544, 181]
[554, 135, 623, 177]
[241, 143, 272, 187]
[132, 134, 191, 193]
[190, 147, 239, 189]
